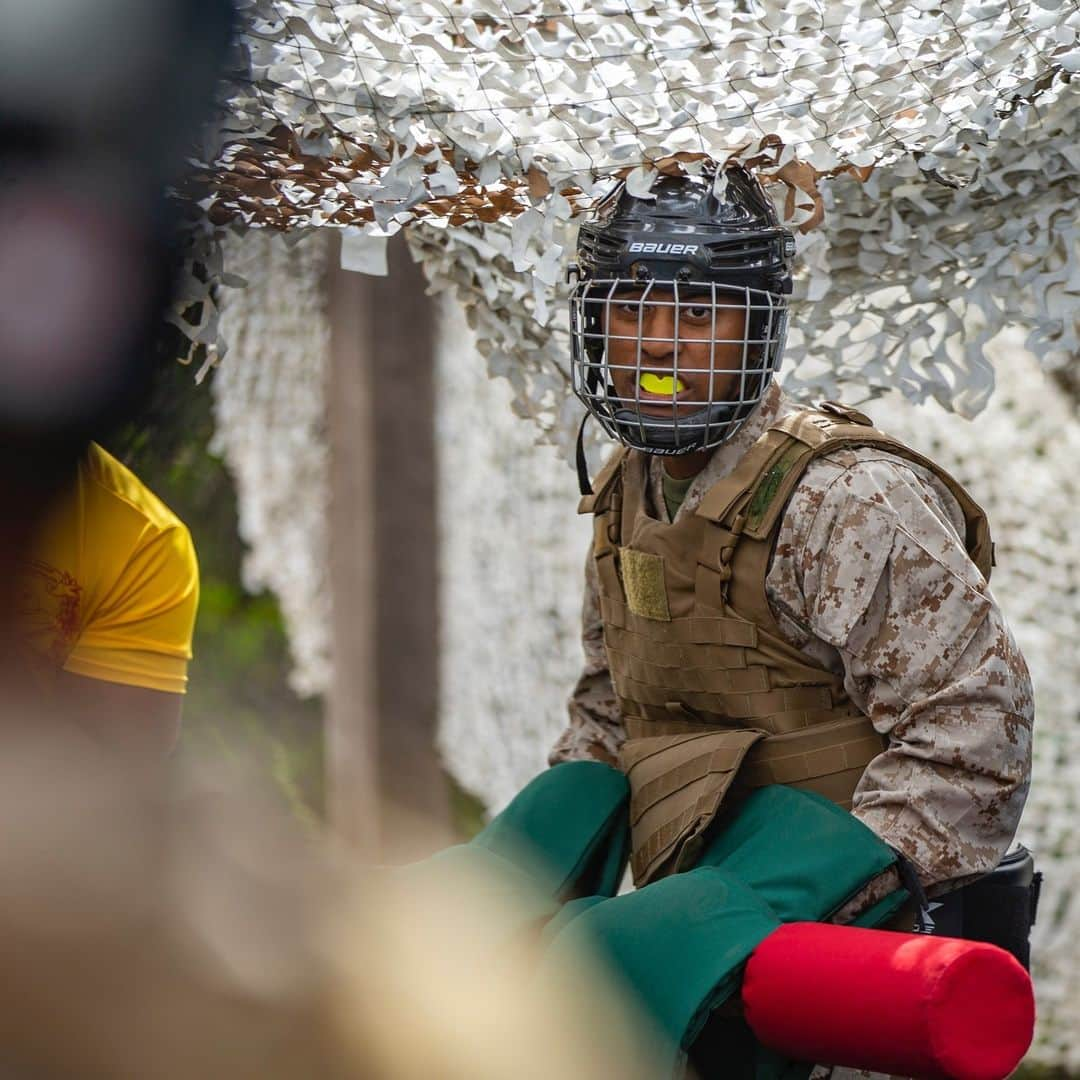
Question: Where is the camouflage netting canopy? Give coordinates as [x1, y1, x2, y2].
[179, 0, 1080, 446]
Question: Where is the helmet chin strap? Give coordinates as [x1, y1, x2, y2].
[576, 392, 762, 498]
[611, 399, 745, 455]
[576, 412, 594, 497]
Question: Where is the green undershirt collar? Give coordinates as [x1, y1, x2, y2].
[662, 468, 695, 521]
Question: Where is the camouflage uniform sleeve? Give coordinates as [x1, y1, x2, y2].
[548, 547, 627, 767]
[770, 450, 1033, 891]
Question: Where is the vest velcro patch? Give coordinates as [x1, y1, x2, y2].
[745, 442, 805, 533]
[619, 547, 671, 621]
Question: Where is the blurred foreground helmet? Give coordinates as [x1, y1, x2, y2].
[0, 0, 232, 453]
[569, 168, 795, 455]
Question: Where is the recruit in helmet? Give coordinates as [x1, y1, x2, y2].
[569, 167, 795, 456]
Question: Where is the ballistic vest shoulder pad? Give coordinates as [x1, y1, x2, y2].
[734, 404, 993, 582]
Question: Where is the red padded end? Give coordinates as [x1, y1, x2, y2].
[743, 922, 1034, 1080]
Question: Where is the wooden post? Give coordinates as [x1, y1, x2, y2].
[369, 236, 450, 858]
[325, 234, 449, 860]
[326, 241, 381, 857]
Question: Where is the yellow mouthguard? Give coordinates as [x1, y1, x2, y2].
[640, 372, 685, 394]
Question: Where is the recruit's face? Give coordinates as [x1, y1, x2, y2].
[602, 287, 749, 421]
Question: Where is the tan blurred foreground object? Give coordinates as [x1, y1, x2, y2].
[0, 729, 663, 1079]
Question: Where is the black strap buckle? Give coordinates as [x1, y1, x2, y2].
[889, 847, 933, 933]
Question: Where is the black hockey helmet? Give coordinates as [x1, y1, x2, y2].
[569, 167, 796, 457]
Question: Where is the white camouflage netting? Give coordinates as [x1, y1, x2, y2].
[180, 0, 1080, 448]
[402, 70, 1080, 461]
[212, 228, 333, 697]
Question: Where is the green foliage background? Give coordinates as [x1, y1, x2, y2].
[104, 352, 324, 826]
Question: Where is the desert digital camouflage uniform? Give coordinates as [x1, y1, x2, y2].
[550, 381, 1034, 1080]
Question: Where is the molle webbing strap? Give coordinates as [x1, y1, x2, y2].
[601, 584, 851, 729]
[593, 540, 624, 606]
[611, 680, 836, 720]
[600, 595, 758, 646]
[585, 450, 629, 601]
[604, 627, 747, 672]
[724, 523, 785, 644]
[613, 693, 859, 735]
[628, 740, 749, 827]
[625, 713, 882, 788]
[607, 652, 769, 696]
[619, 728, 768, 886]
[625, 715, 715, 739]
[624, 701, 864, 736]
[735, 714, 885, 810]
[617, 451, 650, 534]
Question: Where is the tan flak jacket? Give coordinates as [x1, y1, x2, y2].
[551, 383, 1033, 897]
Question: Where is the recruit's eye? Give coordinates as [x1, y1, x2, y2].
[681, 304, 711, 322]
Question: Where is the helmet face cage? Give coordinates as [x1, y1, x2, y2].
[570, 276, 789, 456]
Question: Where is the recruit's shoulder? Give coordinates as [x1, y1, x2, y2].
[770, 426, 999, 690]
[794, 434, 972, 558]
